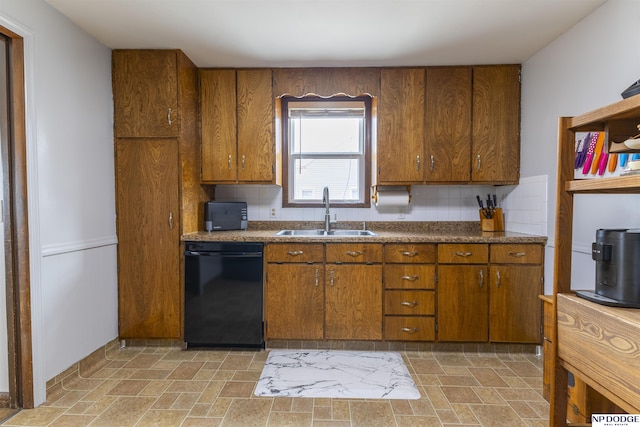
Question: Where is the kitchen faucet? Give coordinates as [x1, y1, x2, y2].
[322, 186, 331, 233]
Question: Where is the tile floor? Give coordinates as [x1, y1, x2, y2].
[0, 345, 549, 426]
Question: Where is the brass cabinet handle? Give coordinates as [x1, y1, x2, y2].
[496, 270, 501, 288]
[455, 252, 472, 257]
[401, 251, 418, 257]
[401, 275, 419, 281]
[227, 154, 232, 170]
[167, 108, 172, 126]
[330, 269, 335, 287]
[430, 155, 435, 172]
[416, 155, 421, 171]
[286, 250, 304, 256]
[346, 251, 363, 257]
[168, 212, 173, 230]
[508, 252, 526, 257]
[476, 154, 481, 171]
[401, 327, 419, 334]
[401, 301, 418, 307]
[315, 268, 319, 287]
[241, 155, 246, 170]
[479, 269, 484, 287]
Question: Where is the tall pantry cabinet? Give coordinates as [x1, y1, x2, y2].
[113, 49, 209, 339]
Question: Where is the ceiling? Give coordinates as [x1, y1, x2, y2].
[44, 0, 606, 68]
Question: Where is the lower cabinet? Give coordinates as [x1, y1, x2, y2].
[383, 244, 436, 341]
[437, 244, 489, 342]
[437, 243, 543, 343]
[489, 244, 543, 343]
[264, 244, 324, 340]
[264, 241, 544, 344]
[265, 243, 383, 341]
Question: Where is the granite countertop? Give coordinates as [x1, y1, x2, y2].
[182, 221, 548, 244]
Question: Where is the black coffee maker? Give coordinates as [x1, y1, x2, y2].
[576, 229, 640, 308]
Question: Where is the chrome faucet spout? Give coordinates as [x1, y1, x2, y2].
[323, 186, 331, 233]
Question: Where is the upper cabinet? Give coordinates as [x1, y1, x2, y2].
[376, 65, 520, 185]
[113, 50, 180, 138]
[377, 68, 426, 183]
[200, 68, 277, 184]
[425, 67, 472, 182]
[472, 65, 521, 184]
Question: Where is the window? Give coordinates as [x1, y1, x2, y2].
[281, 95, 372, 207]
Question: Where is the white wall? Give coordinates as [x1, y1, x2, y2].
[521, 0, 640, 293]
[0, 0, 117, 406]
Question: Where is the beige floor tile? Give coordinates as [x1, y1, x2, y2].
[2, 407, 66, 426]
[0, 345, 550, 427]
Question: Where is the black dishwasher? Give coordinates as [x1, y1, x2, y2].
[184, 241, 264, 348]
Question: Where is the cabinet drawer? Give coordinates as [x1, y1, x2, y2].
[384, 265, 435, 289]
[385, 290, 435, 315]
[326, 243, 382, 263]
[491, 244, 543, 264]
[266, 243, 324, 263]
[384, 244, 436, 263]
[438, 244, 488, 264]
[384, 316, 435, 341]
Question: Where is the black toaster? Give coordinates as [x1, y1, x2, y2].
[204, 201, 248, 231]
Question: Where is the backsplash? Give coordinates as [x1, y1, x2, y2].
[214, 175, 548, 236]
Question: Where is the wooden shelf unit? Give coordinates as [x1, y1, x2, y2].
[550, 94, 640, 426]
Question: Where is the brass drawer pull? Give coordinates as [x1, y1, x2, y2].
[401, 327, 419, 334]
[401, 275, 419, 281]
[401, 301, 418, 307]
[401, 251, 418, 257]
[508, 252, 526, 257]
[287, 250, 304, 256]
[346, 251, 363, 257]
[455, 252, 472, 257]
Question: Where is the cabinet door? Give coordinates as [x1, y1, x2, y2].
[325, 264, 382, 340]
[265, 264, 324, 340]
[437, 265, 488, 342]
[425, 67, 472, 182]
[489, 265, 542, 343]
[200, 69, 237, 183]
[237, 69, 274, 183]
[472, 65, 521, 183]
[116, 138, 181, 338]
[377, 68, 425, 183]
[113, 50, 178, 138]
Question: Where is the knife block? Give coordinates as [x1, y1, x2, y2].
[479, 208, 504, 232]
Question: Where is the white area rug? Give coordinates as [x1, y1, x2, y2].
[254, 350, 421, 399]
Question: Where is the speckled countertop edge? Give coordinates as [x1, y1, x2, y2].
[182, 221, 548, 244]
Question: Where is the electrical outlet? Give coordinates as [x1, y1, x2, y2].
[271, 208, 277, 218]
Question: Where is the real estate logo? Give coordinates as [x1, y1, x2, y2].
[592, 414, 640, 427]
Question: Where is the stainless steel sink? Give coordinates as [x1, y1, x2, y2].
[275, 229, 376, 236]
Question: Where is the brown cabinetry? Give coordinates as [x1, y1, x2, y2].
[489, 244, 543, 343]
[437, 244, 489, 342]
[265, 243, 383, 341]
[425, 67, 472, 182]
[377, 68, 426, 183]
[113, 50, 179, 138]
[112, 49, 204, 339]
[325, 244, 382, 340]
[200, 68, 276, 184]
[377, 65, 520, 185]
[265, 243, 324, 340]
[115, 139, 181, 338]
[383, 244, 436, 341]
[437, 243, 542, 343]
[471, 65, 521, 184]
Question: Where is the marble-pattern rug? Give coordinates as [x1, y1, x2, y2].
[254, 350, 421, 399]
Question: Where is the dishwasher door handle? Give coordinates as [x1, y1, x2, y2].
[185, 252, 263, 258]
